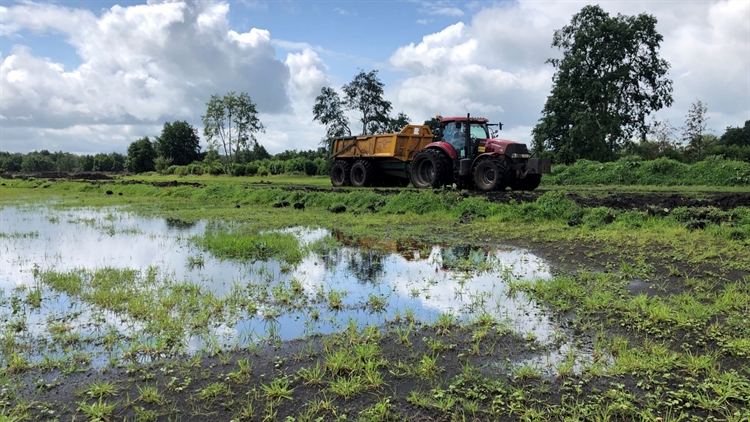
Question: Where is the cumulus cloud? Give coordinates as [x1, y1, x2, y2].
[389, 0, 749, 143]
[286, 48, 330, 98]
[0, 0, 292, 152]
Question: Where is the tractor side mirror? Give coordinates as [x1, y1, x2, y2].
[498, 122, 503, 130]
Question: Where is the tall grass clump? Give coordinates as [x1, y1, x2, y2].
[191, 228, 303, 264]
[380, 191, 451, 215]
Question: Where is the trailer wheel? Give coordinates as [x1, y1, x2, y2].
[330, 160, 352, 187]
[510, 174, 542, 191]
[411, 149, 450, 189]
[350, 159, 376, 187]
[473, 157, 509, 191]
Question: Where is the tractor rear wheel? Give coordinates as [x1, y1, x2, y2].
[510, 174, 542, 191]
[350, 159, 376, 187]
[473, 157, 509, 191]
[410, 149, 450, 189]
[330, 160, 352, 187]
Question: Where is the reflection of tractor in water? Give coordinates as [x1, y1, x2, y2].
[328, 114, 550, 191]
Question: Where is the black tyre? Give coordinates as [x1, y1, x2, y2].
[330, 160, 352, 187]
[473, 157, 509, 191]
[350, 159, 376, 187]
[510, 174, 542, 191]
[410, 149, 451, 189]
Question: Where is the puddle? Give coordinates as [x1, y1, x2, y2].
[0, 205, 590, 375]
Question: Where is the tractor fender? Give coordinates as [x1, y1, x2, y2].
[470, 152, 506, 170]
[423, 141, 458, 160]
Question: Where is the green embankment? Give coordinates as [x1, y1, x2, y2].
[545, 156, 750, 186]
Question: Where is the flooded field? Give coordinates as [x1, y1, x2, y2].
[0, 205, 587, 374]
[2, 180, 748, 421]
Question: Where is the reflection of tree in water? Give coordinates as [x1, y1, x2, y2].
[317, 245, 387, 285]
[165, 217, 197, 230]
[439, 245, 490, 272]
[345, 249, 386, 284]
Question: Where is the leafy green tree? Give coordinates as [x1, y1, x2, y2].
[154, 121, 202, 166]
[532, 5, 673, 163]
[79, 155, 94, 172]
[54, 152, 79, 172]
[126, 136, 156, 173]
[720, 121, 750, 148]
[202, 92, 264, 172]
[92, 153, 124, 172]
[342, 70, 392, 135]
[313, 87, 351, 143]
[371, 111, 411, 134]
[682, 99, 712, 162]
[0, 152, 23, 172]
[21, 152, 55, 172]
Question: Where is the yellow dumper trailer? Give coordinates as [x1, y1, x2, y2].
[328, 124, 434, 187]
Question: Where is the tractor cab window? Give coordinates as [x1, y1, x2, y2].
[443, 122, 490, 153]
[469, 123, 489, 140]
[442, 124, 464, 151]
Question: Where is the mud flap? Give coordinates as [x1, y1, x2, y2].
[526, 158, 551, 174]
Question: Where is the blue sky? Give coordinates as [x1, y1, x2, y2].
[1, 0, 748, 155]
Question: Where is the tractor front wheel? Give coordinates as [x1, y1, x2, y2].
[473, 157, 509, 191]
[330, 160, 352, 187]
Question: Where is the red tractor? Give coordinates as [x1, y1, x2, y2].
[410, 114, 550, 191]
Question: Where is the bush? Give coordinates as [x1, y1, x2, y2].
[245, 162, 259, 176]
[206, 164, 224, 175]
[187, 163, 203, 175]
[257, 165, 270, 177]
[154, 156, 173, 174]
[231, 164, 246, 177]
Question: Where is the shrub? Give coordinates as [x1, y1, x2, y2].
[245, 162, 259, 176]
[231, 164, 246, 177]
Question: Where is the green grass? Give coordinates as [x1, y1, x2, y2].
[545, 156, 750, 187]
[191, 226, 304, 264]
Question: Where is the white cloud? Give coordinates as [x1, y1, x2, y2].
[389, 0, 750, 144]
[0, 0, 292, 153]
[417, 1, 464, 17]
[333, 8, 356, 16]
[285, 48, 330, 98]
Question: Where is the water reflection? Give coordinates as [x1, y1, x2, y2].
[0, 205, 578, 373]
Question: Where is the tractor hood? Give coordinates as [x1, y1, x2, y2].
[478, 138, 531, 159]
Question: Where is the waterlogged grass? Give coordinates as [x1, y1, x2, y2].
[1, 177, 750, 420]
[191, 226, 304, 264]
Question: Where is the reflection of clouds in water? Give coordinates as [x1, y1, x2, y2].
[1, 206, 569, 367]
